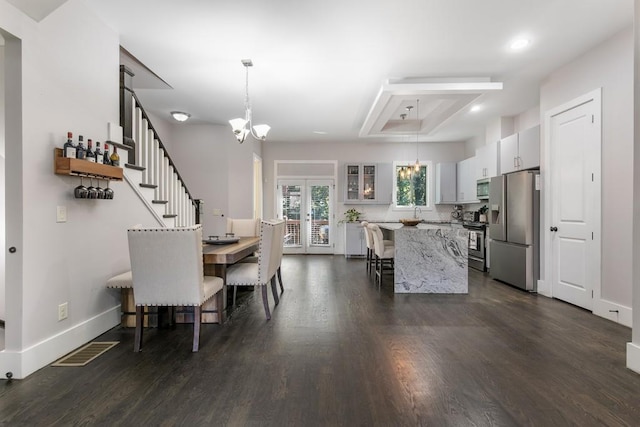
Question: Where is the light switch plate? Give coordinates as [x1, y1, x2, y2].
[212, 209, 222, 216]
[56, 206, 67, 223]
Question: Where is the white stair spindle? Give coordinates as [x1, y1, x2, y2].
[158, 147, 165, 202]
[134, 107, 143, 167]
[140, 119, 149, 183]
[146, 129, 154, 185]
[163, 157, 170, 204]
[153, 138, 160, 199]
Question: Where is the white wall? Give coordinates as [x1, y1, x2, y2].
[263, 139, 466, 253]
[540, 27, 633, 311]
[1, 42, 5, 322]
[631, 0, 640, 372]
[156, 120, 262, 238]
[513, 106, 540, 132]
[0, 0, 161, 378]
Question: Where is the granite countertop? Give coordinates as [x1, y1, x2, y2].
[375, 221, 459, 230]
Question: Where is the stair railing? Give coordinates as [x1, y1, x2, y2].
[120, 65, 198, 227]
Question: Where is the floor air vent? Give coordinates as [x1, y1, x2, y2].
[52, 341, 119, 367]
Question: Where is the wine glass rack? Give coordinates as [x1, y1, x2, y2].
[54, 148, 123, 180]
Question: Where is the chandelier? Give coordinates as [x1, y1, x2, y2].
[229, 59, 271, 143]
[398, 100, 421, 179]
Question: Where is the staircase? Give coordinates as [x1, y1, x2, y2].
[119, 66, 197, 228]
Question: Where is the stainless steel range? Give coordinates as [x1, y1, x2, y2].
[463, 221, 486, 272]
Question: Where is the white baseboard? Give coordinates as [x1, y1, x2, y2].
[627, 342, 640, 374]
[0, 306, 120, 379]
[536, 279, 552, 297]
[594, 298, 632, 328]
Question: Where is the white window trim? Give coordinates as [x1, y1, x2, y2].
[392, 160, 434, 211]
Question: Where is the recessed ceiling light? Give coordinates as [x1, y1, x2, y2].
[470, 105, 482, 113]
[170, 111, 191, 122]
[313, 131, 328, 135]
[510, 38, 531, 51]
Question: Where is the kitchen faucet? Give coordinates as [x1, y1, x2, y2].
[413, 206, 422, 219]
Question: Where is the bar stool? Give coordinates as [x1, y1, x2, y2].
[368, 223, 395, 287]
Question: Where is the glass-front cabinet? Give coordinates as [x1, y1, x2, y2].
[345, 164, 377, 203]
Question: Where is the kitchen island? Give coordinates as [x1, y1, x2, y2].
[378, 223, 468, 293]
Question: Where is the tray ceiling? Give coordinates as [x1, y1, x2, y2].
[360, 79, 503, 138]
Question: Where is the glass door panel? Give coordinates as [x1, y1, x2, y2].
[308, 180, 333, 251]
[362, 165, 376, 200]
[346, 165, 360, 201]
[278, 181, 303, 252]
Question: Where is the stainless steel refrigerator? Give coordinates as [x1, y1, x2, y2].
[489, 170, 540, 291]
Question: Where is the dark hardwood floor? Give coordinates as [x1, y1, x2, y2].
[1, 255, 639, 426]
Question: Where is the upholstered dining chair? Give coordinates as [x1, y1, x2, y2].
[226, 218, 261, 237]
[361, 221, 373, 274]
[368, 223, 395, 287]
[127, 224, 224, 352]
[237, 217, 285, 291]
[226, 219, 285, 320]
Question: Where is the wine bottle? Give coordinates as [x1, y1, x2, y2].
[76, 135, 86, 159]
[95, 141, 103, 164]
[103, 143, 111, 165]
[86, 139, 96, 162]
[110, 146, 120, 167]
[63, 131, 76, 158]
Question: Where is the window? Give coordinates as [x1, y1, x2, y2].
[393, 161, 431, 209]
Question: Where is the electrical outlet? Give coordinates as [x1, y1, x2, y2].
[58, 302, 68, 321]
[56, 206, 67, 223]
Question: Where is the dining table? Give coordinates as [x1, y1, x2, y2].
[109, 236, 260, 326]
[199, 236, 260, 323]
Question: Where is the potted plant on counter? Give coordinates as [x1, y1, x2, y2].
[340, 208, 363, 224]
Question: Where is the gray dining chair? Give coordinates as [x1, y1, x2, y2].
[127, 224, 224, 352]
[226, 219, 285, 320]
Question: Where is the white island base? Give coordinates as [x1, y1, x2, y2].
[384, 224, 468, 294]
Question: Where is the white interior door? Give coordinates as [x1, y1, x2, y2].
[277, 179, 334, 254]
[550, 97, 600, 310]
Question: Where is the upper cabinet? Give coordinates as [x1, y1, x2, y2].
[500, 125, 540, 174]
[456, 157, 478, 203]
[475, 140, 499, 180]
[344, 163, 392, 204]
[435, 162, 457, 204]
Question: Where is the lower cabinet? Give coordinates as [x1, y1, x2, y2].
[345, 222, 366, 257]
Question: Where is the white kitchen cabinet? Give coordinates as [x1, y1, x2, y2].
[457, 157, 478, 203]
[435, 162, 457, 204]
[476, 140, 499, 180]
[517, 125, 540, 171]
[344, 163, 391, 204]
[500, 125, 540, 174]
[345, 222, 366, 257]
[500, 133, 519, 174]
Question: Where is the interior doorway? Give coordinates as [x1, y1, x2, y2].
[277, 179, 335, 255]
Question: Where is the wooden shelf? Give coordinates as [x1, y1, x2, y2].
[54, 148, 123, 180]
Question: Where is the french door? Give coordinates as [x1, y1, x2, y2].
[277, 179, 334, 254]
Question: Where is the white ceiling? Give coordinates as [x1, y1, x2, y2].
[79, 0, 632, 144]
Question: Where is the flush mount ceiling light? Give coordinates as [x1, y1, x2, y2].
[171, 111, 191, 122]
[510, 38, 531, 51]
[470, 104, 482, 112]
[229, 59, 270, 144]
